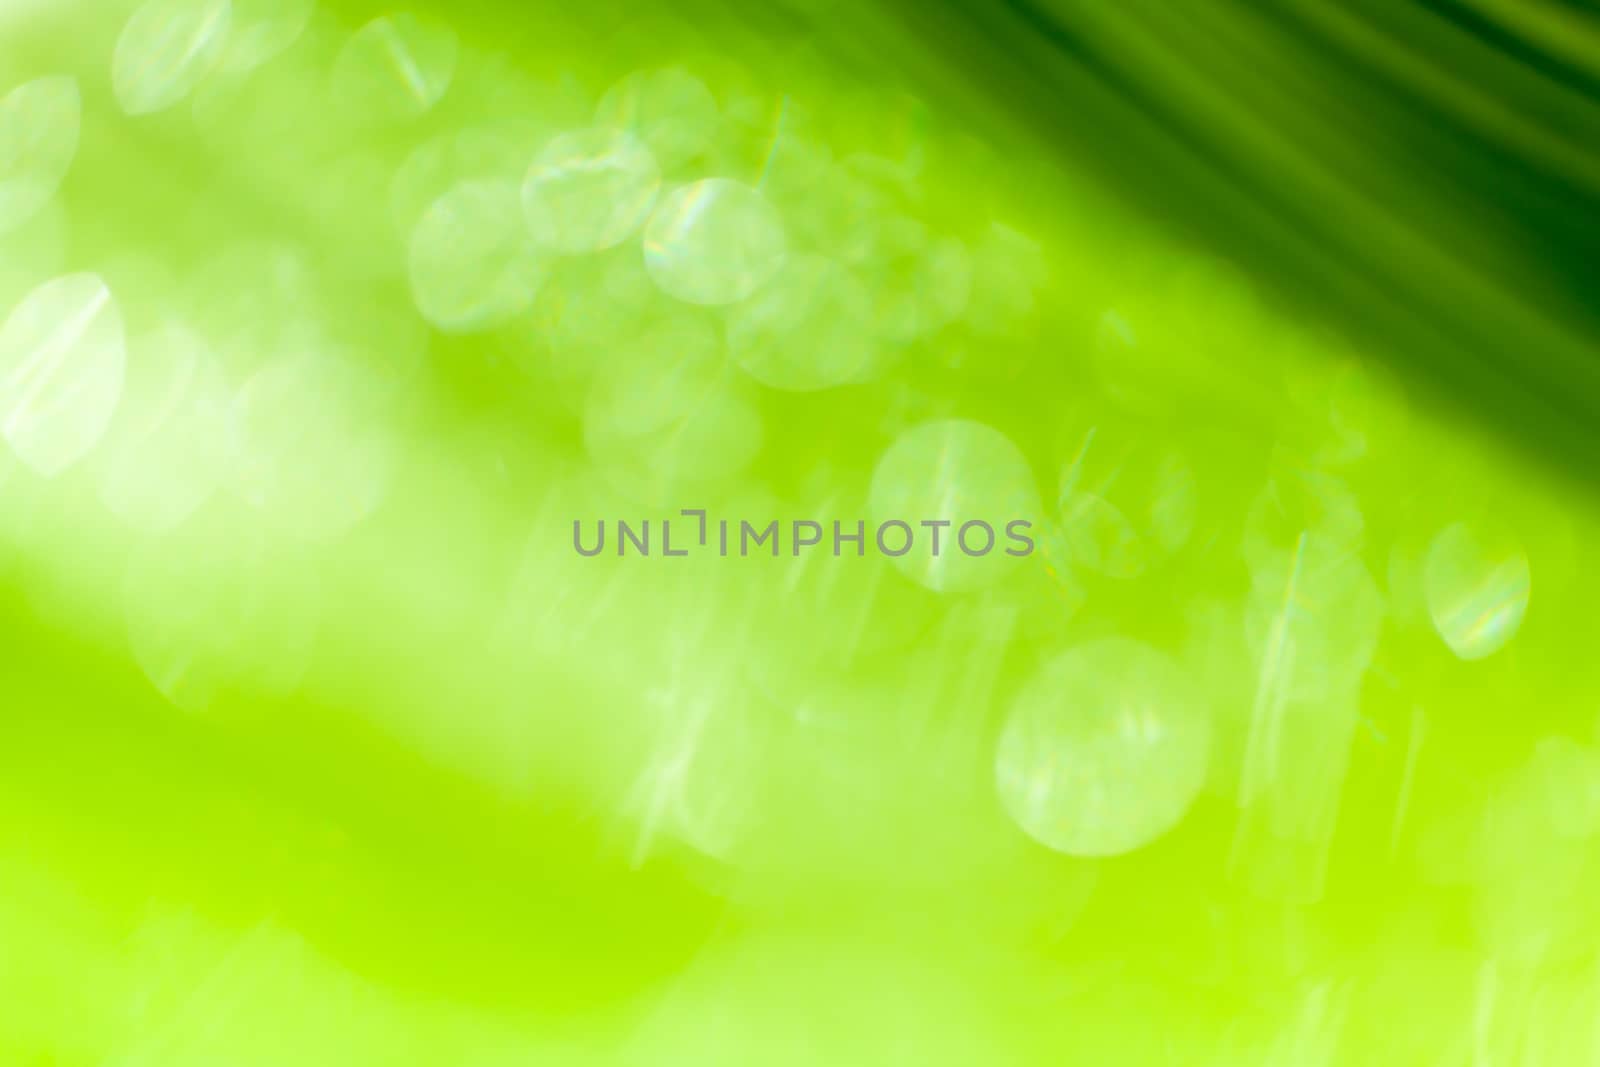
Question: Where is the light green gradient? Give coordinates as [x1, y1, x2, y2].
[2, 1, 1600, 1065]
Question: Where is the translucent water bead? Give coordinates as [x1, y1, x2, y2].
[408, 180, 548, 333]
[389, 121, 542, 235]
[726, 253, 879, 391]
[583, 313, 762, 507]
[1423, 520, 1531, 661]
[596, 68, 719, 173]
[867, 419, 1040, 594]
[771, 162, 887, 268]
[0, 273, 125, 478]
[521, 128, 660, 254]
[1055, 428, 1199, 580]
[329, 13, 457, 124]
[96, 323, 232, 533]
[0, 76, 79, 238]
[206, 0, 313, 83]
[532, 248, 663, 409]
[1241, 454, 1365, 575]
[544, 246, 660, 352]
[112, 0, 231, 116]
[700, 83, 792, 184]
[1243, 533, 1385, 706]
[189, 9, 339, 140]
[996, 638, 1210, 857]
[644, 179, 787, 306]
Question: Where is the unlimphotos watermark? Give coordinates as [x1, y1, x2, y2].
[573, 509, 1036, 558]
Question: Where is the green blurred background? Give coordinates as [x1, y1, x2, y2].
[2, 0, 1599, 1063]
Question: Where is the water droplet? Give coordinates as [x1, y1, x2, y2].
[1423, 520, 1530, 661]
[390, 121, 539, 235]
[1053, 427, 1197, 577]
[1242, 458, 1364, 574]
[596, 67, 719, 173]
[531, 249, 665, 407]
[0, 273, 125, 477]
[727, 253, 877, 391]
[774, 165, 884, 266]
[644, 178, 786, 306]
[330, 12, 457, 123]
[112, 0, 231, 116]
[521, 127, 660, 254]
[1244, 534, 1384, 704]
[996, 638, 1210, 856]
[210, 0, 313, 81]
[408, 179, 548, 333]
[0, 76, 79, 238]
[867, 418, 1039, 593]
[584, 314, 760, 506]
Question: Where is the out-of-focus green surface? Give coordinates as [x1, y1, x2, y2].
[2, 0, 1600, 1064]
